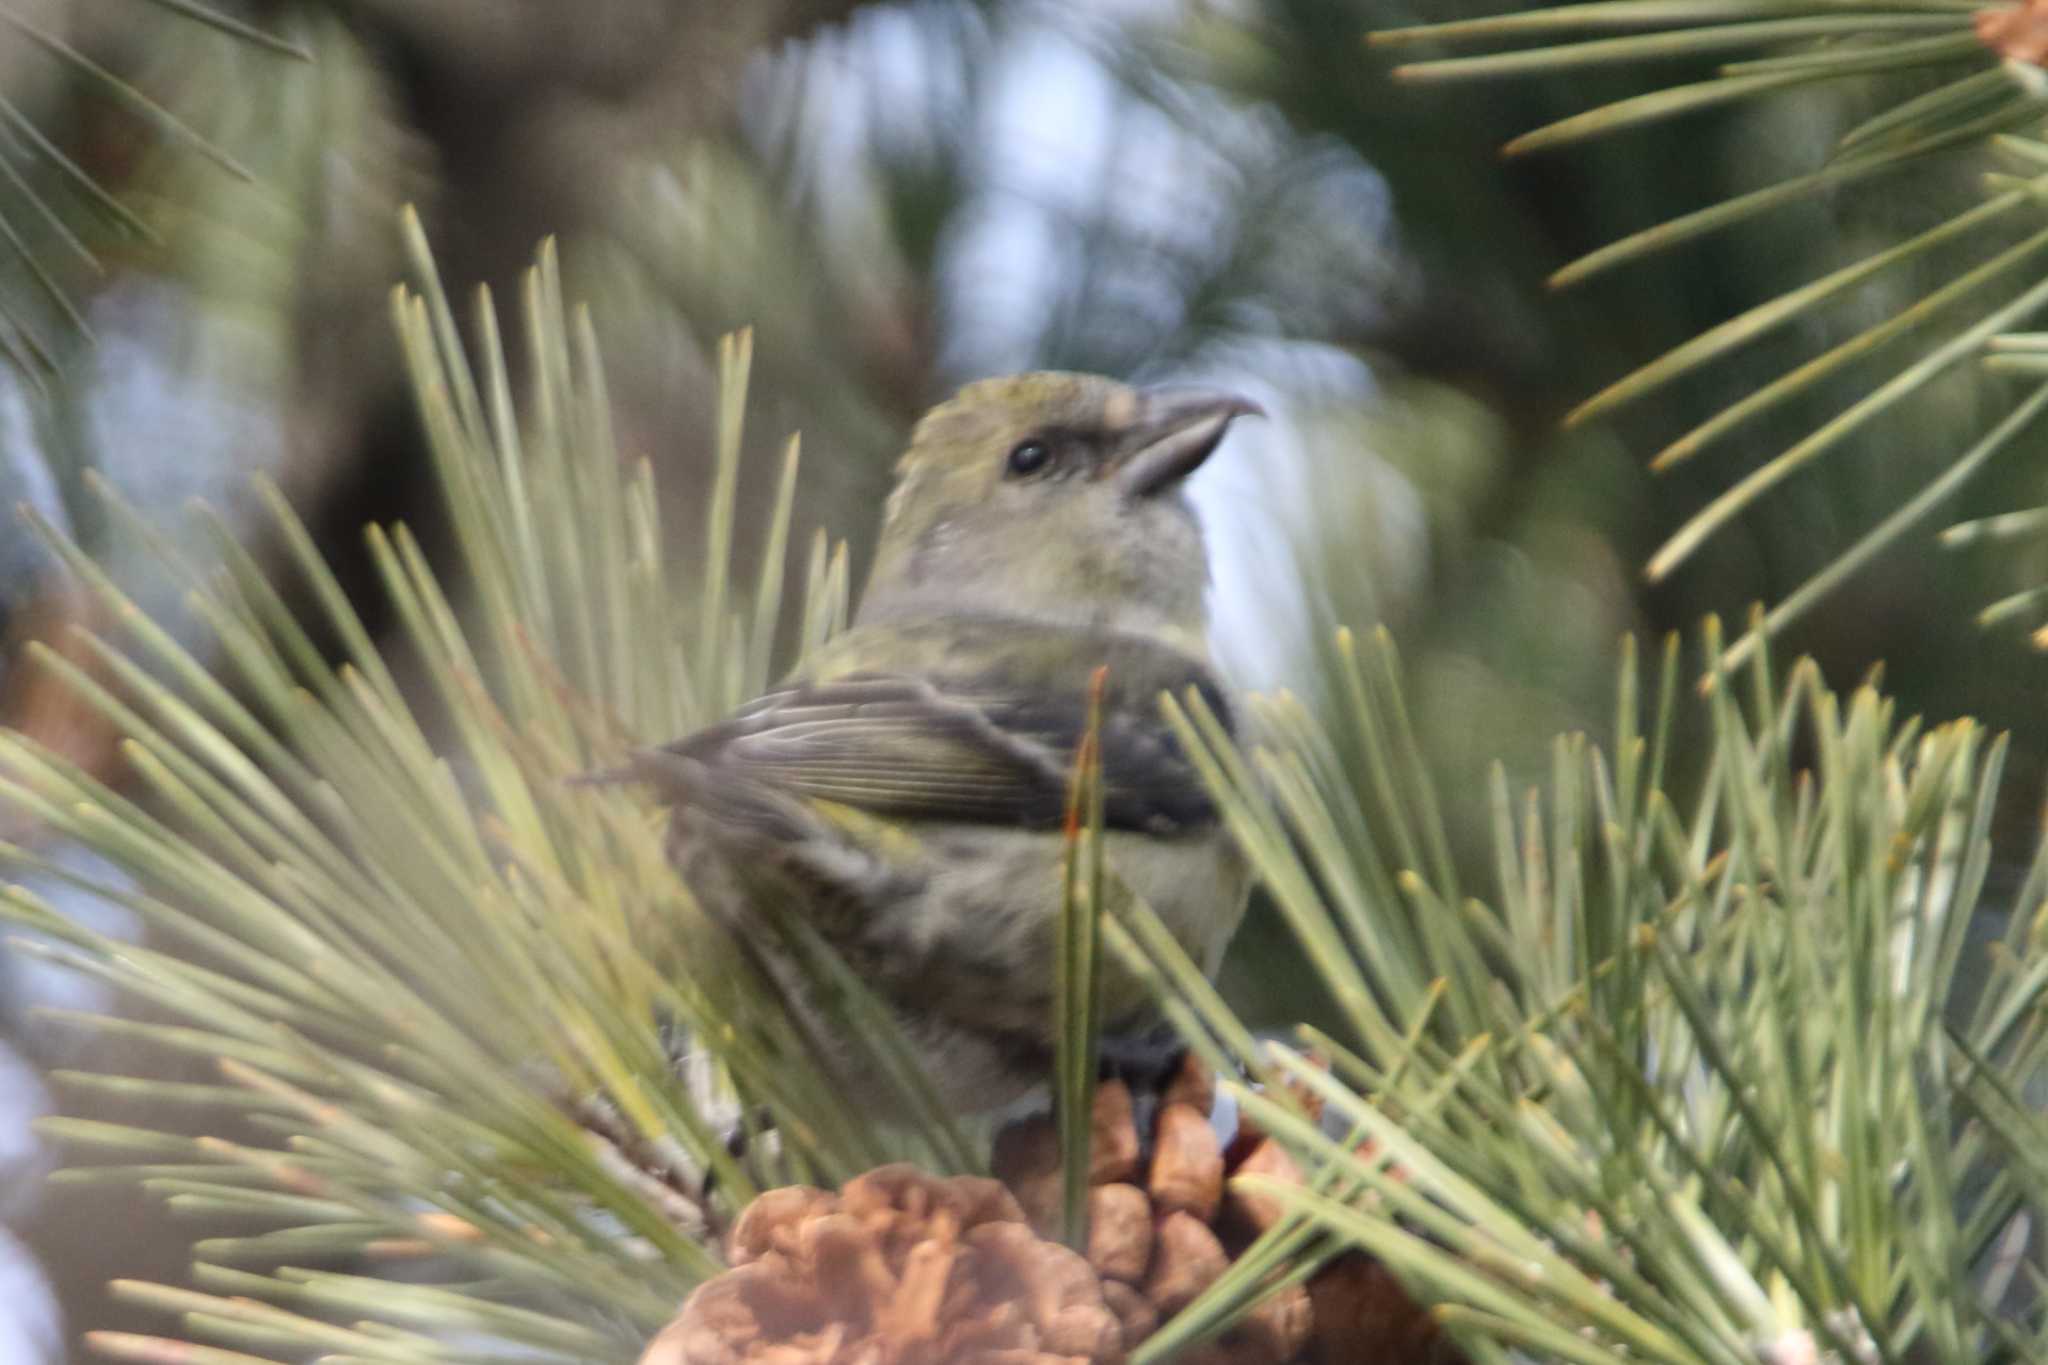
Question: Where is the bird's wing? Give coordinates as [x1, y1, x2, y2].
[633, 671, 1218, 835]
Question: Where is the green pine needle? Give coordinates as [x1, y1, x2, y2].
[1054, 665, 1110, 1249]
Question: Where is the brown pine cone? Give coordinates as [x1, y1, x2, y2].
[642, 1056, 1452, 1365]
[979, 1056, 1449, 1365]
[639, 1163, 1122, 1365]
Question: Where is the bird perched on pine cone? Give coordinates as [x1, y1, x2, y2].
[630, 372, 1259, 1114]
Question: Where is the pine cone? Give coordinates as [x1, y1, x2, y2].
[639, 1163, 1123, 1365]
[981, 1058, 1450, 1365]
[640, 1057, 1452, 1365]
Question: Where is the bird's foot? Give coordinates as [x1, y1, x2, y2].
[569, 1092, 712, 1238]
[1097, 1023, 1210, 1153]
[1096, 1022, 1188, 1095]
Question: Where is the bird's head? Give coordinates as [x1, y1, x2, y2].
[858, 372, 1259, 646]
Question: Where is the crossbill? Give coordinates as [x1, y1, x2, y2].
[634, 372, 1259, 1113]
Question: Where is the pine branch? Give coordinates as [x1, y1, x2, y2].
[1114, 621, 2048, 1361]
[1374, 0, 2048, 653]
[0, 221, 951, 1361]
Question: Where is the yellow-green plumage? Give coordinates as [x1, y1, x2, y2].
[636, 372, 1259, 1112]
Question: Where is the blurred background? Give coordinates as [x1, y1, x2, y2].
[5, 0, 2048, 1357]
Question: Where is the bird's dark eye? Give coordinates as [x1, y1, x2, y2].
[1005, 440, 1052, 478]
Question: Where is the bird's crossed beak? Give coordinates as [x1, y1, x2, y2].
[1112, 387, 1264, 499]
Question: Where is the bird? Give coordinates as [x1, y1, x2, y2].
[630, 372, 1260, 1115]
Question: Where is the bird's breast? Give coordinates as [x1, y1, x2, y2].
[899, 823, 1250, 1003]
